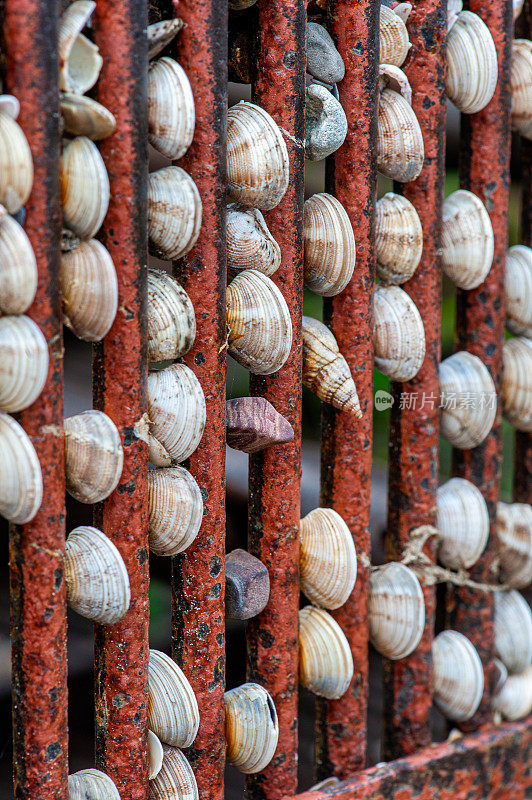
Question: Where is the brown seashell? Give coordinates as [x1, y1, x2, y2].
[224, 683, 279, 774]
[0, 112, 33, 214]
[441, 190, 494, 290]
[373, 285, 425, 381]
[60, 93, 116, 140]
[148, 19, 184, 60]
[148, 269, 196, 362]
[379, 5, 411, 67]
[148, 166, 202, 261]
[299, 606, 354, 699]
[511, 39, 532, 140]
[375, 192, 423, 285]
[502, 337, 532, 432]
[0, 207, 37, 314]
[439, 351, 496, 449]
[496, 502, 532, 589]
[377, 87, 424, 183]
[368, 562, 425, 660]
[227, 204, 281, 277]
[505, 245, 532, 337]
[150, 746, 198, 800]
[446, 11, 498, 115]
[303, 193, 355, 297]
[148, 466, 203, 557]
[64, 410, 123, 504]
[148, 57, 195, 161]
[58, 1, 103, 95]
[61, 239, 118, 342]
[494, 590, 532, 674]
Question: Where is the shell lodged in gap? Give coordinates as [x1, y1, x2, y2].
[496, 502, 532, 589]
[60, 136, 110, 240]
[0, 314, 48, 413]
[148, 57, 195, 161]
[494, 590, 532, 674]
[377, 68, 424, 184]
[505, 245, 532, 337]
[375, 192, 423, 285]
[148, 649, 199, 749]
[432, 629, 484, 722]
[299, 605, 354, 699]
[446, 11, 498, 115]
[441, 190, 494, 290]
[58, 1, 103, 95]
[305, 83, 348, 162]
[502, 336, 532, 432]
[148, 730, 164, 781]
[60, 93, 116, 140]
[148, 363, 206, 464]
[224, 683, 279, 774]
[227, 203, 281, 277]
[148, 166, 202, 261]
[148, 466, 203, 557]
[149, 745, 198, 800]
[436, 477, 489, 570]
[61, 239, 118, 342]
[368, 562, 425, 660]
[0, 410, 42, 524]
[0, 205, 37, 314]
[373, 284, 425, 382]
[64, 410, 123, 504]
[0, 111, 33, 214]
[148, 269, 196, 363]
[492, 666, 532, 721]
[148, 18, 184, 60]
[68, 768, 120, 800]
[439, 350, 497, 449]
[511, 39, 532, 141]
[379, 4, 411, 67]
[303, 193, 356, 297]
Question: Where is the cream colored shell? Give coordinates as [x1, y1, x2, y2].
[496, 502, 532, 589]
[58, 1, 103, 95]
[368, 562, 425, 660]
[0, 314, 48, 413]
[148, 363, 206, 464]
[0, 410, 42, 524]
[303, 193, 356, 297]
[502, 336, 532, 432]
[432, 629, 484, 722]
[148, 19, 183, 60]
[442, 190, 494, 290]
[439, 351, 496, 449]
[375, 192, 423, 285]
[148, 270, 196, 362]
[379, 5, 411, 67]
[68, 769, 120, 800]
[148, 166, 202, 261]
[0, 207, 37, 314]
[60, 93, 116, 141]
[299, 606, 354, 699]
[511, 40, 532, 141]
[60, 136, 110, 240]
[148, 649, 200, 748]
[0, 112, 33, 214]
[373, 285, 425, 381]
[224, 683, 279, 774]
[150, 746, 198, 800]
[61, 239, 118, 342]
[377, 88, 424, 183]
[494, 590, 532, 674]
[492, 666, 532, 721]
[148, 466, 203, 557]
[505, 246, 532, 337]
[227, 204, 281, 277]
[149, 730, 164, 781]
[148, 57, 195, 161]
[446, 11, 498, 115]
[64, 410, 123, 504]
[436, 477, 489, 570]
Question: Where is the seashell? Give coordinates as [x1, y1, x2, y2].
[150, 746, 198, 800]
[502, 337, 532, 431]
[227, 204, 281, 277]
[65, 525, 130, 625]
[379, 5, 411, 67]
[303, 193, 355, 297]
[305, 84, 347, 162]
[375, 192, 423, 285]
[148, 363, 206, 464]
[149, 435, 172, 468]
[61, 239, 118, 342]
[492, 666, 532, 721]
[0, 112, 33, 214]
[493, 657, 508, 695]
[0, 315, 48, 413]
[368, 562, 425, 660]
[227, 101, 289, 211]
[494, 590, 532, 674]
[226, 269, 292, 375]
[496, 502, 532, 589]
[379, 63, 412, 104]
[148, 19, 183, 60]
[439, 351, 497, 449]
[373, 285, 425, 381]
[148, 57, 195, 161]
[510, 40, 532, 140]
[441, 190, 494, 290]
[306, 23, 345, 85]
[58, 1, 103, 95]
[60, 136, 110, 240]
[514, 0, 525, 21]
[148, 270, 196, 362]
[0, 206, 37, 314]
[229, 0, 258, 8]
[377, 88, 424, 183]
[446, 11, 498, 115]
[432, 630, 484, 722]
[224, 683, 279, 774]
[68, 768, 120, 800]
[299, 606, 354, 699]
[436, 477, 489, 570]
[148, 466, 203, 557]
[148, 649, 199, 748]
[302, 316, 361, 417]
[64, 410, 123, 503]
[148, 166, 202, 261]
[60, 93, 116, 140]
[0, 410, 42, 524]
[149, 730, 164, 780]
[447, 0, 463, 30]
[505, 245, 532, 337]
[299, 508, 357, 610]
[0, 95, 20, 119]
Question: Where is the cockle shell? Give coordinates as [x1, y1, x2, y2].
[303, 193, 355, 297]
[306, 22, 345, 86]
[148, 57, 195, 161]
[375, 192, 422, 285]
[302, 316, 361, 417]
[494, 590, 532, 674]
[0, 207, 37, 314]
[68, 769, 120, 800]
[505, 246, 532, 337]
[511, 40, 532, 140]
[502, 336, 532, 431]
[0, 315, 48, 413]
[496, 502, 532, 589]
[0, 95, 20, 120]
[305, 84, 347, 162]
[148, 363, 206, 464]
[150, 746, 199, 800]
[379, 5, 411, 67]
[368, 562, 425, 660]
[61, 239, 118, 342]
[446, 11, 498, 115]
[0, 112, 33, 214]
[299, 606, 354, 699]
[148, 270, 196, 362]
[60, 93, 116, 140]
[441, 190, 494, 290]
[149, 730, 164, 780]
[226, 269, 292, 375]
[60, 136, 110, 240]
[439, 351, 497, 449]
[59, 1, 103, 95]
[377, 88, 424, 183]
[492, 666, 532, 721]
[373, 285, 425, 381]
[224, 683, 279, 774]
[226, 204, 281, 277]
[64, 410, 123, 503]
[65, 525, 130, 625]
[0, 410, 42, 524]
[148, 649, 200, 748]
[148, 19, 183, 60]
[299, 508, 357, 610]
[227, 102, 289, 211]
[148, 166, 202, 261]
[436, 477, 489, 570]
[148, 466, 203, 557]
[432, 630, 484, 722]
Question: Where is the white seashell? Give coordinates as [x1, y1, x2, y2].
[224, 683, 279, 774]
[148, 649, 199, 748]
[379, 5, 411, 67]
[511, 40, 532, 140]
[148, 363, 206, 464]
[439, 351, 497, 449]
[227, 204, 281, 277]
[0, 410, 42, 524]
[375, 192, 422, 285]
[148, 269, 196, 362]
[150, 746, 198, 800]
[61, 239, 118, 342]
[502, 337, 532, 432]
[60, 136, 110, 240]
[148, 730, 164, 780]
[299, 605, 354, 699]
[303, 193, 355, 297]
[432, 630, 484, 722]
[496, 502, 532, 589]
[149, 435, 172, 468]
[65, 525, 130, 625]
[0, 206, 37, 314]
[441, 190, 493, 290]
[148, 57, 195, 161]
[447, 0, 463, 30]
[59, 1, 103, 95]
[60, 93, 116, 140]
[148, 166, 202, 261]
[505, 246, 532, 337]
[0, 112, 33, 214]
[379, 63, 412, 104]
[436, 477, 489, 569]
[446, 11, 498, 115]
[373, 285, 425, 381]
[148, 466, 203, 557]
[64, 410, 123, 504]
[377, 88, 424, 183]
[492, 666, 532, 721]
[148, 19, 183, 60]
[305, 84, 347, 162]
[0, 94, 20, 120]
[68, 768, 120, 799]
[368, 562, 425, 660]
[494, 590, 532, 674]
[0, 315, 48, 413]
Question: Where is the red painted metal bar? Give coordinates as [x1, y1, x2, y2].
[91, 3, 150, 797]
[3, 2, 68, 797]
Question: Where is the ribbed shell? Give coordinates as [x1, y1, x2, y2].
[436, 477, 490, 570]
[0, 410, 42, 524]
[60, 93, 116, 140]
[446, 11, 498, 114]
[0, 112, 33, 214]
[149, 730, 164, 780]
[299, 508, 357, 610]
[150, 746, 199, 800]
[68, 768, 120, 800]
[299, 606, 354, 699]
[60, 136, 110, 240]
[494, 590, 532, 674]
[511, 40, 532, 140]
[58, 1, 103, 95]
[432, 630, 484, 722]
[64, 410, 123, 503]
[368, 562, 425, 660]
[303, 193, 356, 297]
[227, 204, 281, 277]
[375, 192, 423, 285]
[0, 314, 48, 413]
[0, 208, 37, 314]
[224, 683, 279, 774]
[505, 245, 532, 337]
[148, 166, 202, 261]
[305, 84, 348, 162]
[148, 57, 195, 160]
[373, 285, 425, 381]
[148, 363, 206, 463]
[502, 337, 532, 432]
[441, 190, 494, 289]
[496, 502, 532, 589]
[148, 466, 203, 556]
[148, 19, 183, 60]
[227, 102, 289, 211]
[492, 666, 532, 721]
[148, 649, 200, 748]
[377, 88, 424, 183]
[379, 5, 411, 67]
[439, 351, 497, 449]
[61, 239, 118, 342]
[148, 270, 196, 362]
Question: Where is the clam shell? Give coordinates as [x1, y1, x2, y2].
[373, 285, 425, 382]
[299, 605, 354, 699]
[148, 466, 203, 557]
[0, 94, 20, 120]
[64, 410, 123, 503]
[505, 245, 532, 337]
[148, 649, 199, 748]
[60, 93, 116, 140]
[227, 204, 281, 277]
[0, 207, 37, 314]
[65, 525, 130, 625]
[447, 0, 463, 30]
[68, 768, 120, 800]
[375, 192, 423, 285]
[496, 502, 532, 589]
[502, 337, 532, 432]
[150, 746, 198, 800]
[224, 683, 279, 774]
[0, 315, 48, 413]
[148, 363, 206, 464]
[149, 435, 172, 468]
[494, 590, 532, 674]
[305, 84, 347, 162]
[511, 39, 532, 140]
[439, 350, 497, 449]
[492, 666, 532, 721]
[60, 136, 110, 240]
[227, 102, 289, 211]
[432, 630, 484, 722]
[149, 730, 164, 781]
[303, 193, 356, 297]
[0, 410, 42, 524]
[148, 166, 202, 261]
[148, 269, 196, 362]
[368, 562, 425, 660]
[61, 239, 118, 342]
[377, 88, 424, 183]
[148, 57, 195, 161]
[379, 5, 411, 67]
[0, 112, 33, 214]
[148, 19, 183, 60]
[441, 190, 494, 290]
[299, 508, 357, 610]
[59, 1, 103, 95]
[226, 269, 292, 375]
[436, 477, 489, 570]
[446, 11, 498, 115]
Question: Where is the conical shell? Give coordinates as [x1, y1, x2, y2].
[227, 102, 289, 211]
[446, 11, 498, 114]
[299, 508, 357, 610]
[436, 477, 490, 570]
[373, 285, 425, 381]
[61, 239, 118, 342]
[368, 562, 425, 660]
[505, 245, 532, 337]
[0, 410, 42, 524]
[511, 39, 532, 140]
[64, 410, 123, 503]
[148, 57, 195, 161]
[148, 19, 183, 60]
[492, 666, 532, 721]
[502, 336, 532, 432]
[65, 525, 130, 625]
[377, 88, 424, 183]
[61, 93, 116, 140]
[60, 136, 110, 240]
[0, 207, 37, 314]
[432, 630, 484, 722]
[441, 190, 494, 290]
[148, 466, 203, 556]
[59, 1, 103, 95]
[0, 315, 48, 413]
[224, 683, 279, 774]
[148, 363, 206, 463]
[150, 746, 199, 800]
[148, 649, 200, 748]
[0, 112, 33, 214]
[148, 166, 202, 261]
[379, 5, 411, 67]
[439, 351, 497, 449]
[226, 269, 292, 375]
[148, 270, 196, 362]
[149, 730, 164, 780]
[68, 768, 120, 800]
[375, 192, 423, 285]
[496, 502, 532, 589]
[299, 606, 354, 699]
[305, 84, 348, 162]
[302, 316, 361, 417]
[227, 204, 281, 277]
[303, 193, 356, 297]
[494, 590, 532, 674]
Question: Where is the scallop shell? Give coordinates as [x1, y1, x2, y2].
[148, 19, 183, 60]
[149, 730, 164, 781]
[305, 84, 348, 162]
[441, 190, 494, 290]
[0, 112, 33, 214]
[439, 351, 497, 449]
[68, 769, 120, 800]
[0, 315, 48, 413]
[60, 93, 116, 140]
[61, 239, 118, 342]
[148, 363, 206, 464]
[492, 666, 532, 721]
[60, 136, 110, 240]
[148, 57, 195, 161]
[224, 683, 279, 774]
[299, 606, 354, 699]
[446, 11, 498, 115]
[227, 204, 281, 277]
[59, 1, 103, 95]
[0, 410, 42, 524]
[227, 102, 289, 211]
[148, 166, 202, 261]
[148, 269, 196, 362]
[65, 525, 130, 625]
[368, 562, 425, 660]
[375, 192, 423, 285]
[511, 39, 532, 140]
[303, 193, 356, 297]
[150, 746, 198, 800]
[379, 5, 411, 67]
[377, 88, 424, 183]
[502, 337, 532, 432]
[148, 649, 199, 748]
[373, 285, 425, 381]
[494, 590, 532, 674]
[505, 245, 532, 337]
[432, 630, 484, 722]
[64, 410, 123, 503]
[0, 207, 37, 314]
[496, 502, 532, 589]
[436, 477, 490, 570]
[148, 466, 203, 557]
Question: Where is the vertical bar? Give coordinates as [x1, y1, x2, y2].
[91, 3, 150, 797]
[246, 2, 306, 798]
[316, 0, 379, 778]
[3, 2, 68, 798]
[383, 0, 447, 759]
